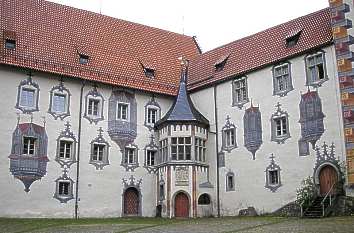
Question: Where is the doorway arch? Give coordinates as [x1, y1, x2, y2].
[123, 187, 140, 216]
[174, 191, 190, 218]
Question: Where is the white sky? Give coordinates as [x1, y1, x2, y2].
[48, 0, 329, 52]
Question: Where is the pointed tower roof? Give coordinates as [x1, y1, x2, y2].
[155, 63, 209, 130]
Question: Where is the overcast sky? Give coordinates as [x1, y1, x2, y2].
[48, 0, 329, 52]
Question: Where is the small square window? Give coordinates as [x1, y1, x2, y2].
[58, 181, 70, 195]
[23, 137, 36, 155]
[117, 103, 129, 120]
[5, 39, 16, 49]
[79, 54, 89, 64]
[88, 98, 100, 116]
[20, 88, 35, 108]
[59, 140, 72, 159]
[92, 144, 105, 161]
[52, 93, 67, 113]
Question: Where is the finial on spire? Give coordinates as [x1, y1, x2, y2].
[98, 127, 104, 137]
[275, 102, 281, 111]
[269, 153, 275, 162]
[65, 121, 71, 131]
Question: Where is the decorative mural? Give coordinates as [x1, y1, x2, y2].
[243, 103, 262, 160]
[313, 142, 342, 188]
[108, 88, 137, 149]
[144, 134, 158, 173]
[9, 115, 49, 192]
[15, 72, 40, 114]
[89, 127, 110, 170]
[270, 102, 290, 144]
[221, 115, 237, 152]
[175, 166, 189, 186]
[298, 90, 325, 155]
[83, 86, 105, 124]
[53, 169, 74, 203]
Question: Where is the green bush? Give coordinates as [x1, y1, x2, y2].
[296, 176, 316, 209]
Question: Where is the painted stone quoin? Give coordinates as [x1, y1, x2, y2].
[0, 0, 353, 218]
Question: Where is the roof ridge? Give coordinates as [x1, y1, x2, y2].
[200, 7, 330, 55]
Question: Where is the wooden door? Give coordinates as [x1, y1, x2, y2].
[319, 165, 337, 196]
[175, 192, 189, 218]
[124, 187, 139, 216]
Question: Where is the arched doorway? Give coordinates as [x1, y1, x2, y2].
[319, 165, 338, 196]
[123, 187, 139, 216]
[174, 192, 189, 218]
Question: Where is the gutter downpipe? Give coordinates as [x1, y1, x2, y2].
[75, 81, 85, 219]
[213, 84, 220, 218]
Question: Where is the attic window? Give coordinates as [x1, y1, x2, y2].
[285, 29, 302, 48]
[144, 67, 155, 78]
[5, 39, 16, 49]
[214, 54, 229, 71]
[79, 54, 89, 64]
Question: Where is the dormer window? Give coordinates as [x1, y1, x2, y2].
[79, 54, 89, 64]
[214, 54, 229, 71]
[285, 29, 302, 47]
[5, 39, 16, 49]
[144, 67, 155, 78]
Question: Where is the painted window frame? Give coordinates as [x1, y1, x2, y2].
[55, 122, 77, 168]
[305, 51, 328, 88]
[121, 144, 139, 171]
[48, 80, 71, 120]
[232, 76, 249, 109]
[16, 75, 40, 114]
[272, 62, 293, 97]
[54, 174, 74, 203]
[226, 172, 235, 191]
[265, 154, 282, 192]
[270, 103, 290, 144]
[89, 128, 110, 170]
[144, 96, 161, 130]
[84, 87, 105, 124]
[221, 116, 237, 152]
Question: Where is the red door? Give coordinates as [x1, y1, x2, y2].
[319, 166, 338, 196]
[175, 192, 189, 218]
[124, 187, 139, 216]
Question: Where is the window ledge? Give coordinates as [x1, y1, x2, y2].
[121, 162, 139, 171]
[307, 76, 329, 88]
[90, 160, 109, 170]
[271, 134, 291, 144]
[273, 87, 294, 97]
[232, 99, 249, 109]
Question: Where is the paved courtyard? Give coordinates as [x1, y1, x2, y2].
[1, 216, 354, 233]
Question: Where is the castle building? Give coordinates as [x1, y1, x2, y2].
[0, 0, 353, 218]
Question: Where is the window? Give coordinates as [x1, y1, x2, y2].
[273, 63, 293, 96]
[285, 30, 302, 47]
[159, 183, 165, 200]
[221, 116, 237, 152]
[144, 67, 155, 78]
[271, 103, 290, 144]
[306, 52, 327, 87]
[146, 149, 156, 166]
[232, 77, 248, 107]
[79, 54, 89, 64]
[159, 139, 168, 162]
[20, 88, 35, 107]
[92, 144, 105, 161]
[58, 181, 70, 195]
[171, 137, 191, 160]
[117, 102, 129, 120]
[198, 193, 211, 205]
[226, 172, 235, 191]
[147, 107, 157, 125]
[23, 137, 36, 155]
[268, 170, 279, 185]
[59, 140, 72, 159]
[195, 137, 206, 162]
[225, 129, 235, 147]
[124, 147, 136, 164]
[274, 117, 288, 137]
[52, 93, 66, 113]
[5, 39, 16, 49]
[88, 98, 100, 116]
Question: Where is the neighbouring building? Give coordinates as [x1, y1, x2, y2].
[0, 0, 353, 218]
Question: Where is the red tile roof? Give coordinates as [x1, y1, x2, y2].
[0, 1, 332, 96]
[188, 8, 333, 91]
[0, 0, 200, 96]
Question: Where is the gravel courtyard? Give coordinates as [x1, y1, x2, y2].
[1, 216, 354, 233]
